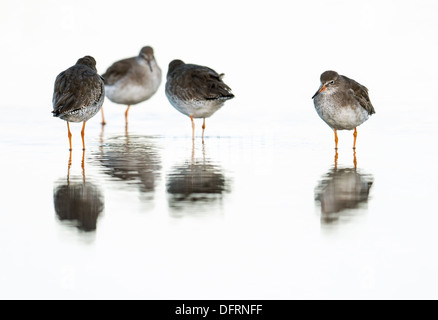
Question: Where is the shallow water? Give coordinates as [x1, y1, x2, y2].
[1, 0, 438, 300]
[1, 100, 437, 299]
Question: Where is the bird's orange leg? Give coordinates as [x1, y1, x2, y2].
[190, 115, 195, 140]
[67, 122, 72, 151]
[81, 121, 86, 151]
[353, 128, 357, 150]
[202, 118, 206, 143]
[334, 149, 339, 170]
[101, 107, 106, 126]
[334, 129, 339, 150]
[125, 105, 131, 126]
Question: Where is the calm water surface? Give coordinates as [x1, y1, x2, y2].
[1, 99, 437, 299]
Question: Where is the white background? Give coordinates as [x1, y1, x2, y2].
[1, 0, 438, 300]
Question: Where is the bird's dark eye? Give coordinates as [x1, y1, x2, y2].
[329, 80, 335, 85]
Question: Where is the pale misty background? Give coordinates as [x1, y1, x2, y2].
[0, 0, 438, 300]
[2, 0, 436, 116]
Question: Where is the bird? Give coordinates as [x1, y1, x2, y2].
[101, 46, 162, 126]
[312, 70, 375, 150]
[165, 59, 234, 141]
[52, 56, 105, 151]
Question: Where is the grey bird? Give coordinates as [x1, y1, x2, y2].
[165, 59, 234, 140]
[312, 70, 375, 149]
[101, 46, 162, 126]
[52, 56, 105, 151]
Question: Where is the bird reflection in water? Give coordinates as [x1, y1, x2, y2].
[53, 151, 104, 232]
[314, 150, 373, 225]
[96, 128, 161, 198]
[166, 143, 230, 215]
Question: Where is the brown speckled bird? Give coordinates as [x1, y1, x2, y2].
[165, 59, 234, 140]
[312, 70, 375, 149]
[52, 56, 105, 150]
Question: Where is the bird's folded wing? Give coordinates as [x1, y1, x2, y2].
[53, 68, 104, 115]
[101, 58, 133, 86]
[348, 78, 375, 115]
[174, 67, 234, 101]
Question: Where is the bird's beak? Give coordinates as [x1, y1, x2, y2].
[312, 85, 326, 99]
[147, 60, 153, 72]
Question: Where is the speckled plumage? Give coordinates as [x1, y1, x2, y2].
[52, 56, 104, 150]
[312, 70, 375, 149]
[312, 70, 375, 130]
[52, 56, 105, 122]
[165, 60, 234, 119]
